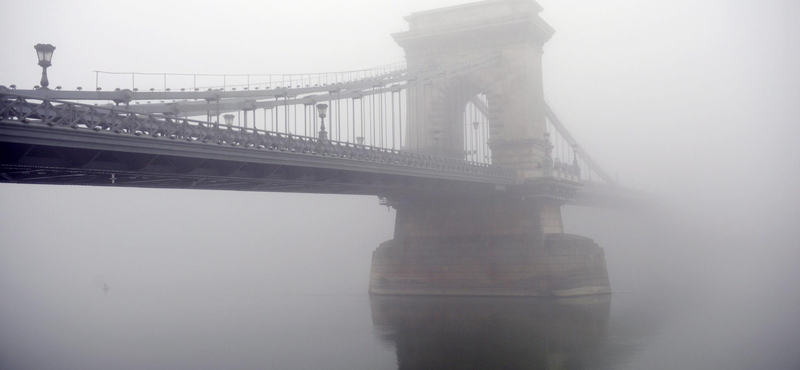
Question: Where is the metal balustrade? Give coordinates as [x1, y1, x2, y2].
[0, 92, 517, 181]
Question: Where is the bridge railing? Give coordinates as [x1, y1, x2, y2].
[0, 92, 517, 180]
[544, 102, 618, 186]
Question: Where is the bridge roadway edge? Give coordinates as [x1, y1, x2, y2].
[0, 120, 514, 196]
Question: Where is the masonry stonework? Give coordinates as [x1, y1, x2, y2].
[369, 194, 611, 297]
[393, 0, 555, 177]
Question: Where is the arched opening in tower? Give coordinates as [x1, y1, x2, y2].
[461, 93, 491, 164]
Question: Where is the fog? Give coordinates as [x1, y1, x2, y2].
[1, 0, 799, 369]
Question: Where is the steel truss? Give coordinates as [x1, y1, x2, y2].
[0, 92, 517, 188]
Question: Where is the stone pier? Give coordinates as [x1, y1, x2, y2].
[369, 183, 611, 297]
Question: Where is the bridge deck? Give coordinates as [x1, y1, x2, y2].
[0, 93, 517, 196]
[0, 92, 649, 210]
[0, 120, 511, 196]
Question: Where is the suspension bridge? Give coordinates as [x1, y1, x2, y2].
[0, 0, 646, 296]
[0, 57, 637, 206]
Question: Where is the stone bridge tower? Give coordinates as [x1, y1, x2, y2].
[369, 0, 611, 297]
[394, 0, 554, 178]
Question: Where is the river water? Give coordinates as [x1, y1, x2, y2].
[2, 286, 798, 370]
[1, 188, 799, 369]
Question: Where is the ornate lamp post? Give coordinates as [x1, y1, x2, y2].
[572, 146, 581, 178]
[223, 114, 235, 129]
[541, 132, 554, 175]
[472, 121, 480, 161]
[34, 44, 56, 89]
[316, 103, 328, 140]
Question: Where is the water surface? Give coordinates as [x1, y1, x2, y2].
[3, 286, 797, 370]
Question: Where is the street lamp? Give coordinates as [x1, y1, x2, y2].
[316, 103, 328, 140]
[34, 44, 55, 89]
[223, 114, 235, 129]
[572, 145, 580, 176]
[542, 132, 554, 169]
[472, 121, 480, 161]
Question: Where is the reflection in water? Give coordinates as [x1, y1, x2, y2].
[371, 295, 613, 370]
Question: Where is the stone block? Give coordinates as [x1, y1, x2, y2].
[369, 232, 610, 297]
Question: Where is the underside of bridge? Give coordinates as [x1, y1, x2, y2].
[0, 117, 512, 197]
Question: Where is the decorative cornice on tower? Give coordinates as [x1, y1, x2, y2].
[393, 0, 555, 56]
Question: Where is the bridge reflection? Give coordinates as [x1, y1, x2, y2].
[370, 295, 612, 370]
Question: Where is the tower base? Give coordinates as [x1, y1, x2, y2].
[369, 233, 610, 297]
